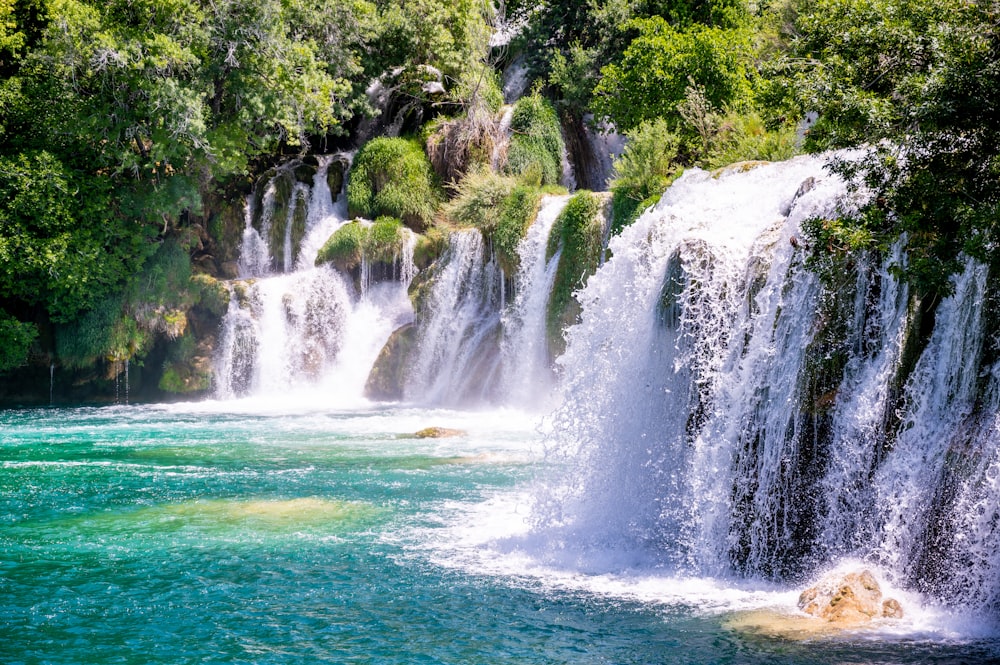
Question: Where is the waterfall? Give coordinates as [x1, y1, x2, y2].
[497, 195, 569, 408]
[214, 156, 414, 403]
[532, 153, 1000, 614]
[405, 230, 505, 405]
[538, 156, 858, 573]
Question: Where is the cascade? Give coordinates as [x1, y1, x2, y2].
[497, 195, 569, 407]
[404, 230, 505, 405]
[536, 153, 1000, 614]
[214, 156, 414, 402]
[401, 196, 573, 408]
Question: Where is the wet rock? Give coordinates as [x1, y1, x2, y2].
[409, 427, 466, 439]
[364, 324, 417, 401]
[798, 569, 903, 624]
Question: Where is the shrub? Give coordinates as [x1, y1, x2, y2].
[347, 137, 442, 230]
[0, 313, 38, 372]
[609, 118, 682, 234]
[504, 92, 565, 186]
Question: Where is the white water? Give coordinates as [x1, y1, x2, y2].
[405, 230, 504, 405]
[498, 195, 568, 408]
[215, 157, 414, 403]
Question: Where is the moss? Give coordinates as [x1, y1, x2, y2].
[316, 221, 368, 272]
[414, 227, 448, 270]
[545, 191, 605, 356]
[158, 332, 212, 394]
[367, 217, 405, 264]
[493, 185, 543, 274]
[190, 273, 230, 317]
[289, 187, 309, 270]
[503, 93, 565, 186]
[347, 137, 442, 231]
[445, 169, 546, 274]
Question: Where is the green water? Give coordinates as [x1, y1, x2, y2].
[2, 404, 997, 664]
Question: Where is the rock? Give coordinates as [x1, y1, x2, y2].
[798, 569, 903, 625]
[410, 427, 466, 439]
[364, 324, 417, 401]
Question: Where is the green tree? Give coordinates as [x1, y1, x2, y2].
[592, 16, 755, 132]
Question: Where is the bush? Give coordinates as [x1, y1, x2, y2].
[347, 137, 442, 230]
[504, 92, 565, 186]
[609, 118, 682, 234]
[0, 312, 38, 372]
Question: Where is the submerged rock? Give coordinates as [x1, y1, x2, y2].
[798, 570, 903, 624]
[409, 427, 466, 439]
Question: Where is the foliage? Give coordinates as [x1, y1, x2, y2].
[503, 92, 564, 186]
[0, 310, 37, 371]
[315, 217, 406, 272]
[347, 137, 441, 230]
[546, 191, 604, 354]
[781, 0, 1000, 296]
[592, 16, 755, 133]
[609, 118, 682, 234]
[444, 167, 544, 273]
[0, 150, 156, 321]
[316, 221, 368, 272]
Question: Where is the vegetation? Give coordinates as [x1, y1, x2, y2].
[546, 191, 604, 355]
[444, 167, 552, 274]
[2, 0, 998, 391]
[315, 217, 406, 273]
[347, 137, 442, 230]
[503, 92, 564, 186]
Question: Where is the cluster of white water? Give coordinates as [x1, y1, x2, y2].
[214, 157, 414, 401]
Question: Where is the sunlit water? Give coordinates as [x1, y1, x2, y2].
[2, 403, 998, 664]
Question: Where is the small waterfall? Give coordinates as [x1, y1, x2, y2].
[215, 155, 414, 403]
[497, 195, 569, 407]
[405, 230, 504, 405]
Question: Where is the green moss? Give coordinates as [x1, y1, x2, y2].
[159, 333, 211, 394]
[445, 169, 545, 274]
[316, 221, 368, 272]
[493, 186, 543, 274]
[190, 274, 230, 317]
[504, 93, 565, 186]
[367, 217, 405, 263]
[347, 137, 442, 230]
[414, 227, 448, 270]
[546, 191, 605, 356]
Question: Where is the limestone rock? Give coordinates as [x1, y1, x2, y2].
[798, 569, 903, 624]
[409, 427, 466, 439]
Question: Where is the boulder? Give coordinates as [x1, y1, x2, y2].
[409, 427, 466, 439]
[798, 569, 903, 625]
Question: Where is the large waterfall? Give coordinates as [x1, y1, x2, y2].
[532, 154, 1000, 616]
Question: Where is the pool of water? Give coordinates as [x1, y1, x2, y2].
[2, 402, 997, 664]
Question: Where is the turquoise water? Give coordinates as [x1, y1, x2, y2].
[2, 404, 998, 664]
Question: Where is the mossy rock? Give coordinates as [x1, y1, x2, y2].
[316, 221, 368, 273]
[190, 274, 230, 318]
[327, 157, 348, 198]
[503, 93, 565, 187]
[414, 227, 448, 270]
[546, 191, 605, 357]
[347, 137, 442, 231]
[364, 324, 418, 401]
